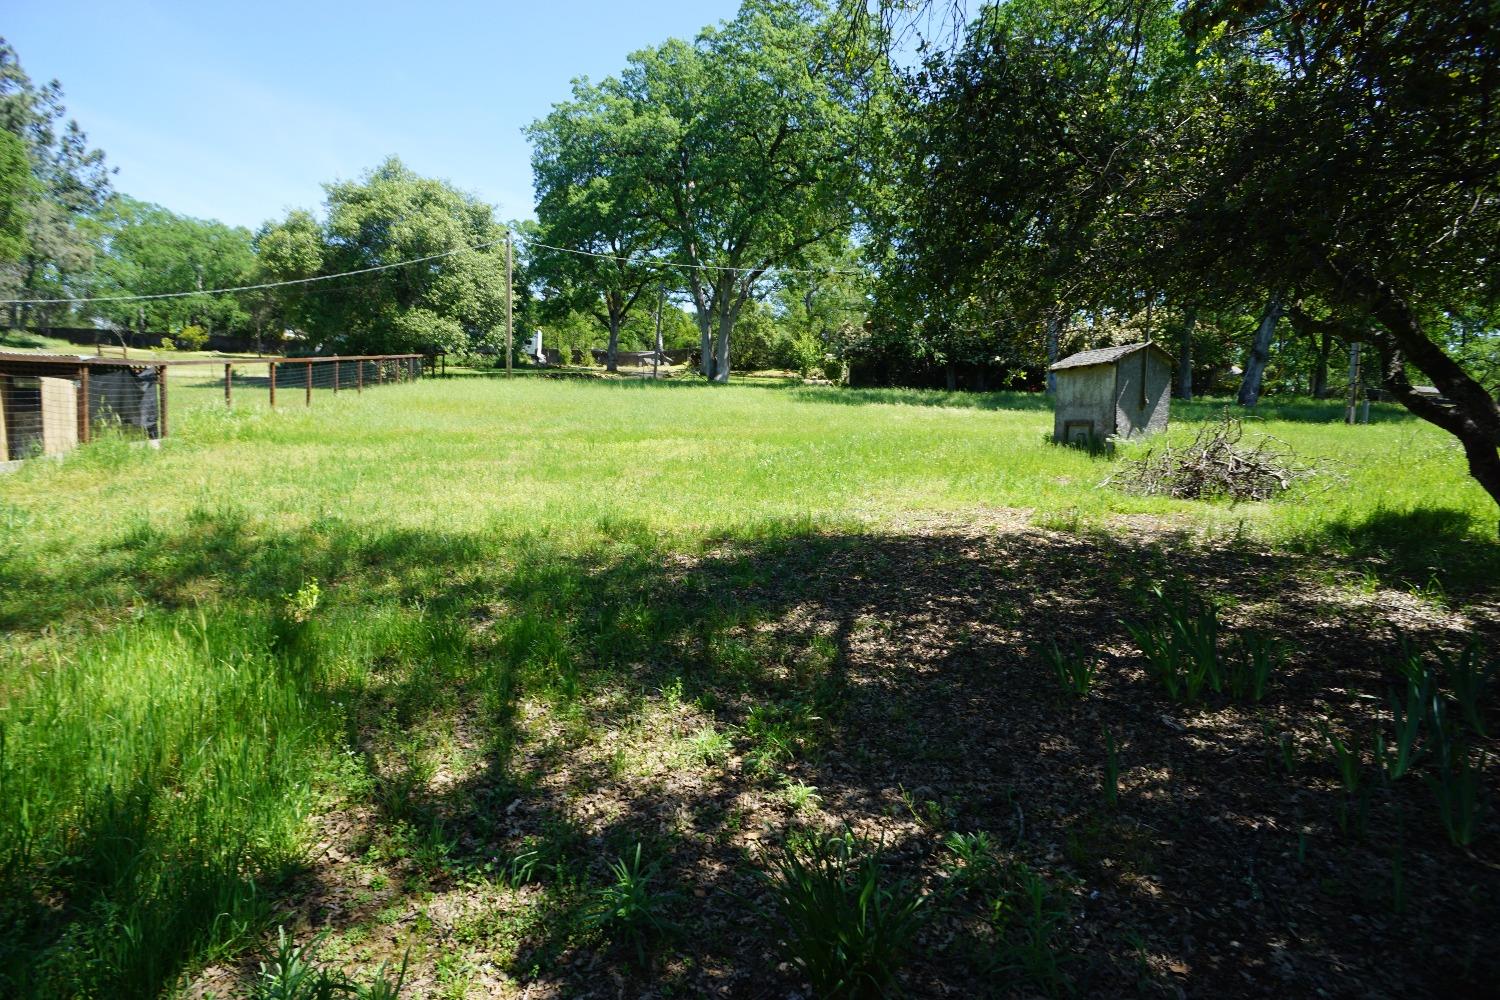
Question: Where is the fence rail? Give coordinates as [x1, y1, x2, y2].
[215, 355, 427, 409]
[0, 351, 430, 465]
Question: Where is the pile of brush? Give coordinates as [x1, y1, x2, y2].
[1108, 413, 1312, 501]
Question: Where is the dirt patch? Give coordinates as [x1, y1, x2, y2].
[185, 510, 1498, 998]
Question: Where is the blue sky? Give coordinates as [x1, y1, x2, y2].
[6, 0, 743, 231]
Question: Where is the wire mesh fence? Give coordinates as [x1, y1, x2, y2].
[0, 352, 429, 465]
[1, 370, 87, 461]
[217, 355, 426, 409]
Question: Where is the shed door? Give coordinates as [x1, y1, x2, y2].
[1063, 419, 1094, 445]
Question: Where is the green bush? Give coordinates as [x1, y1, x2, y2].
[1041, 639, 1097, 699]
[1126, 588, 1283, 704]
[172, 324, 209, 351]
[582, 843, 673, 968]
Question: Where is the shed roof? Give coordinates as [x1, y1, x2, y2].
[1050, 342, 1172, 371]
[0, 351, 166, 369]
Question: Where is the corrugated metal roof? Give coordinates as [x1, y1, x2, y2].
[1050, 342, 1169, 371]
[0, 351, 155, 369]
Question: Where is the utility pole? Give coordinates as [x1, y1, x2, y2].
[505, 229, 514, 377]
[653, 286, 664, 380]
[1346, 342, 1360, 425]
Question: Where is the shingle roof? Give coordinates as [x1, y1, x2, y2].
[1050, 342, 1170, 371]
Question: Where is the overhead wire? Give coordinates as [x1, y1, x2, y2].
[0, 225, 863, 307]
[0, 236, 511, 306]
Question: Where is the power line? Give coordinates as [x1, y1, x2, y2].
[0, 235, 511, 306]
[0, 227, 863, 308]
[516, 234, 863, 278]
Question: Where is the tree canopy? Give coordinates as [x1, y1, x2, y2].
[257, 157, 509, 355]
[0, 36, 112, 326]
[527, 0, 875, 380]
[871, 0, 1500, 505]
[85, 196, 257, 337]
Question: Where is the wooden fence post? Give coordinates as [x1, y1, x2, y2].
[357, 359, 363, 393]
[225, 363, 232, 407]
[157, 365, 169, 439]
[333, 360, 340, 393]
[269, 362, 277, 408]
[77, 365, 90, 444]
[305, 360, 312, 406]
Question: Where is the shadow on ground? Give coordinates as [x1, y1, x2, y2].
[4, 508, 1497, 998]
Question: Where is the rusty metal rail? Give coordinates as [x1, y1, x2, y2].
[0, 352, 433, 464]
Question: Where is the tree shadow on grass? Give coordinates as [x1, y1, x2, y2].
[331, 520, 1496, 998]
[4, 512, 1498, 997]
[1177, 395, 1419, 425]
[783, 384, 1053, 412]
[1295, 504, 1500, 599]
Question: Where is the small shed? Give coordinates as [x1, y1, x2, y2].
[1050, 342, 1172, 445]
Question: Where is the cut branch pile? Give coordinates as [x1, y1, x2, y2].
[1108, 414, 1315, 502]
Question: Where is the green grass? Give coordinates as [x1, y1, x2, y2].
[0, 376, 1494, 996]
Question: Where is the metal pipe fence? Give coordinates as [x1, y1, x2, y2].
[0, 352, 430, 465]
[209, 355, 427, 409]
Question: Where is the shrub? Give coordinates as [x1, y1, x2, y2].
[1378, 640, 1491, 844]
[765, 831, 924, 998]
[1126, 589, 1281, 704]
[987, 862, 1072, 996]
[172, 324, 209, 351]
[253, 927, 407, 1000]
[941, 831, 1000, 893]
[1223, 632, 1282, 702]
[1317, 720, 1372, 835]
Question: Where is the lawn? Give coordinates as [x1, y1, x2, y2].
[1, 376, 1495, 998]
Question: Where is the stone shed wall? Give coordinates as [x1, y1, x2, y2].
[1053, 365, 1116, 443]
[1113, 350, 1172, 438]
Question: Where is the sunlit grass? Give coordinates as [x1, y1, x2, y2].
[7, 377, 1490, 551]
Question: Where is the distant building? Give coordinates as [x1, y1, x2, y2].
[1050, 342, 1173, 444]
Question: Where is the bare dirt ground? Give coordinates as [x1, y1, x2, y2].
[188, 511, 1499, 999]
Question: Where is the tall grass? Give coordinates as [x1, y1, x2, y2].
[0, 610, 315, 994]
[0, 596, 467, 996]
[0, 377, 1492, 994]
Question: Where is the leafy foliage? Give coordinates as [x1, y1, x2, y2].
[1126, 587, 1283, 704]
[1041, 639, 1096, 699]
[257, 158, 508, 357]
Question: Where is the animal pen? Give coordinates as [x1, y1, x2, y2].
[0, 351, 429, 464]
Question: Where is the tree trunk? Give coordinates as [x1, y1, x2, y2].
[606, 313, 621, 373]
[975, 364, 987, 392]
[1344, 341, 1361, 423]
[1044, 312, 1061, 393]
[1320, 256, 1500, 510]
[1312, 328, 1333, 398]
[1237, 290, 1284, 406]
[711, 304, 734, 384]
[945, 363, 957, 391]
[1176, 307, 1197, 401]
[690, 278, 714, 378]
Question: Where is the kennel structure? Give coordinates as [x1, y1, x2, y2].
[0, 353, 165, 463]
[1050, 342, 1173, 445]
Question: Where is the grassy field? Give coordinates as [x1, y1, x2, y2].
[1, 376, 1495, 998]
